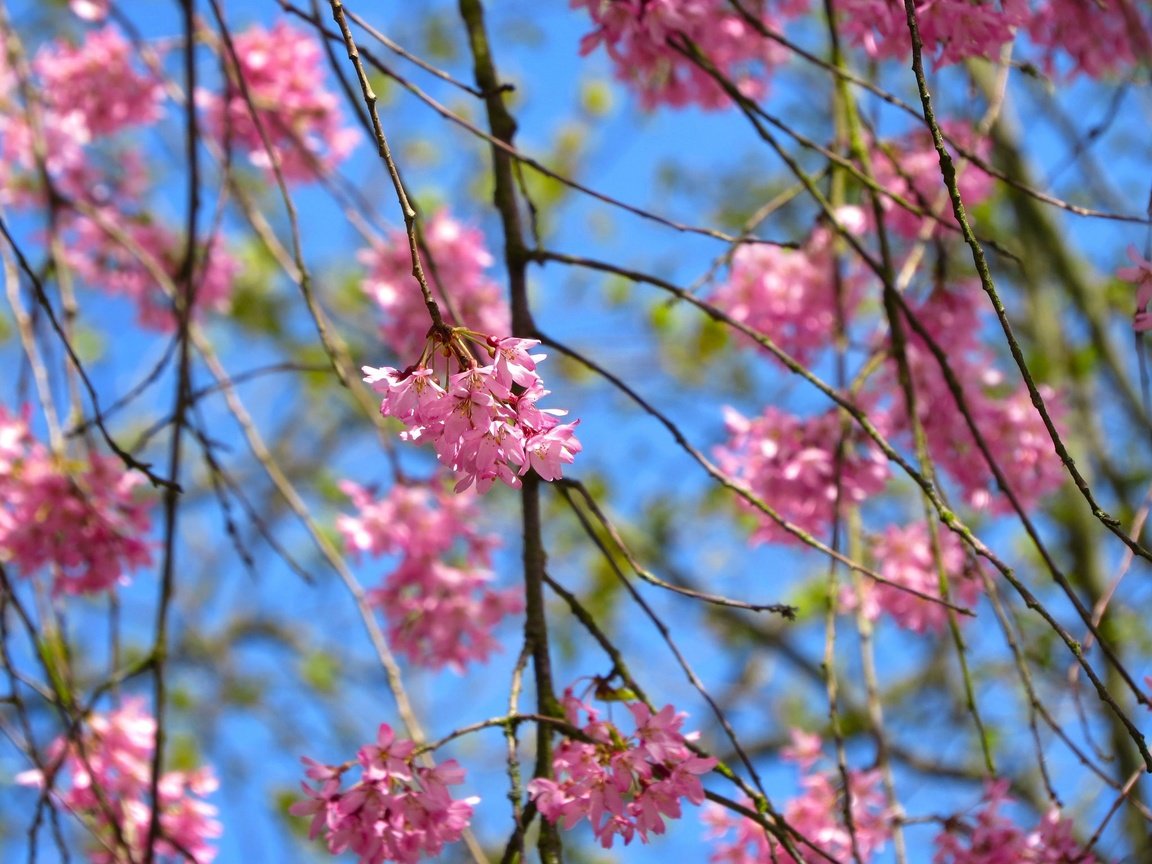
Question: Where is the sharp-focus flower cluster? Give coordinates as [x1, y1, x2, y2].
[291, 724, 477, 864]
[879, 284, 1066, 512]
[711, 208, 867, 364]
[359, 211, 510, 359]
[933, 779, 1098, 864]
[869, 123, 994, 240]
[841, 521, 979, 633]
[572, 0, 808, 110]
[527, 688, 717, 848]
[63, 211, 236, 330]
[365, 332, 581, 493]
[198, 21, 358, 181]
[715, 405, 889, 545]
[337, 478, 522, 671]
[705, 730, 891, 864]
[17, 699, 221, 864]
[0, 407, 152, 595]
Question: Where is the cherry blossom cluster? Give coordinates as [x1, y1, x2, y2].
[715, 405, 889, 545]
[711, 207, 867, 364]
[365, 332, 581, 493]
[0, 24, 238, 329]
[0, 25, 162, 207]
[291, 723, 477, 864]
[1027, 0, 1151, 79]
[197, 20, 358, 182]
[337, 478, 522, 671]
[878, 283, 1066, 512]
[527, 688, 717, 848]
[63, 211, 237, 331]
[0, 407, 152, 595]
[837, 0, 1027, 69]
[34, 26, 164, 138]
[933, 779, 1098, 864]
[17, 699, 220, 864]
[705, 730, 891, 864]
[869, 123, 994, 240]
[573, 0, 1151, 111]
[571, 0, 808, 110]
[1118, 246, 1152, 332]
[359, 211, 510, 359]
[841, 521, 980, 633]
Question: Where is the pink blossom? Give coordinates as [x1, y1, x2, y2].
[338, 479, 521, 671]
[291, 723, 477, 864]
[63, 211, 236, 330]
[0, 407, 153, 595]
[1118, 246, 1152, 332]
[0, 105, 92, 209]
[1028, 0, 1152, 80]
[712, 210, 867, 364]
[705, 731, 890, 863]
[933, 780, 1097, 863]
[18, 699, 221, 863]
[34, 26, 163, 138]
[528, 688, 717, 848]
[715, 405, 889, 545]
[869, 123, 994, 239]
[841, 521, 980, 633]
[359, 211, 510, 360]
[198, 21, 358, 181]
[572, 0, 809, 110]
[838, 0, 1026, 68]
[365, 333, 581, 493]
[877, 283, 1065, 512]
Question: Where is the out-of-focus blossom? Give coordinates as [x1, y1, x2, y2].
[198, 21, 358, 181]
[360, 211, 509, 359]
[17, 699, 220, 863]
[0, 407, 152, 595]
[338, 478, 521, 671]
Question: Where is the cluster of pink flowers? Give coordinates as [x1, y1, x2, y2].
[1118, 246, 1152, 332]
[0, 24, 237, 329]
[198, 21, 358, 182]
[63, 211, 236, 330]
[571, 0, 808, 109]
[841, 521, 979, 633]
[869, 123, 994, 240]
[0, 407, 152, 595]
[705, 730, 890, 863]
[711, 208, 867, 364]
[879, 284, 1065, 512]
[715, 405, 889, 545]
[17, 699, 220, 863]
[291, 723, 477, 864]
[837, 0, 1027, 68]
[575, 1, 1150, 109]
[337, 478, 522, 670]
[359, 211, 510, 359]
[1027, 0, 1151, 79]
[934, 780, 1098, 863]
[527, 688, 717, 848]
[34, 26, 164, 138]
[365, 332, 581, 493]
[0, 25, 162, 207]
